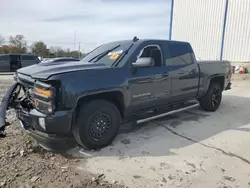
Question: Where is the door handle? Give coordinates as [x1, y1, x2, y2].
[189, 69, 197, 74]
[178, 70, 185, 75]
[153, 74, 167, 82]
[138, 78, 153, 84]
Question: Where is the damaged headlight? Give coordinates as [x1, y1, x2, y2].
[33, 81, 55, 114]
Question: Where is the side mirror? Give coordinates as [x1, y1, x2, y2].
[132, 57, 154, 68]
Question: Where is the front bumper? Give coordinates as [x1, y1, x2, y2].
[17, 108, 74, 134]
[20, 121, 76, 150]
[17, 108, 76, 150]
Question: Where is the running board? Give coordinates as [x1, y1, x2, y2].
[137, 103, 199, 124]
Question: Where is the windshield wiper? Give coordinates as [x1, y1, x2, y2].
[89, 45, 121, 63]
[112, 43, 134, 67]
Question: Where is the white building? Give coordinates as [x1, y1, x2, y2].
[170, 0, 250, 61]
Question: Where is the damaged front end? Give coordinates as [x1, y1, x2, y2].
[0, 74, 75, 150]
[0, 81, 34, 131]
[0, 73, 57, 133]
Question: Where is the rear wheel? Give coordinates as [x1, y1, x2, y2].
[199, 83, 222, 112]
[72, 99, 121, 150]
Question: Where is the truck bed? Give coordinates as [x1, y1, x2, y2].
[197, 60, 231, 93]
[198, 60, 231, 79]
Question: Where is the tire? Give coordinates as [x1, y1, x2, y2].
[72, 99, 121, 150]
[199, 83, 222, 112]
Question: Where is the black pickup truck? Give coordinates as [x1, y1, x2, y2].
[0, 38, 232, 150]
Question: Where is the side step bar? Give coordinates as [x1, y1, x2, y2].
[137, 103, 199, 124]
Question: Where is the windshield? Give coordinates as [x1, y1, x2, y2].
[82, 41, 133, 67]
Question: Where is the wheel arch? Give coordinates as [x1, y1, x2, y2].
[74, 91, 125, 120]
[206, 75, 225, 91]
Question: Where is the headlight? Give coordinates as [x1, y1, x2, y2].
[33, 81, 55, 114]
[34, 87, 52, 98]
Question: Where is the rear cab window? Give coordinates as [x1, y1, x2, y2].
[164, 42, 195, 66]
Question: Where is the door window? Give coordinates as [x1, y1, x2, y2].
[137, 45, 163, 67]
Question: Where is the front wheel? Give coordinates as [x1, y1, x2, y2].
[199, 83, 222, 112]
[72, 100, 121, 150]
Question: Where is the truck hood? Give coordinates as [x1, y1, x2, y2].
[17, 61, 107, 80]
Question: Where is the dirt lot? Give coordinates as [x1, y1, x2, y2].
[0, 121, 124, 188]
[1, 74, 250, 188]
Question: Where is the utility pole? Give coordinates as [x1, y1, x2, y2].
[73, 30, 76, 57]
[78, 42, 81, 59]
[73, 31, 76, 52]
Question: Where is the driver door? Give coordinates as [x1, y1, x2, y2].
[127, 42, 171, 114]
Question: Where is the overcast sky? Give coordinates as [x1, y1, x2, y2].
[0, 0, 171, 52]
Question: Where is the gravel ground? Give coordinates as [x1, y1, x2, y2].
[0, 122, 124, 188]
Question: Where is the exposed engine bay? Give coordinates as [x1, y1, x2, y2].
[9, 83, 34, 111]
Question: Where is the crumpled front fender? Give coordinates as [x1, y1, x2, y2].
[0, 82, 18, 128]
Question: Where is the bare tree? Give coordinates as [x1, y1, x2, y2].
[9, 34, 27, 53]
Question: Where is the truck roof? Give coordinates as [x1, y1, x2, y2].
[136, 39, 189, 44]
[105, 39, 190, 46]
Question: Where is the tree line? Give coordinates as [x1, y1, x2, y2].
[0, 34, 85, 59]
